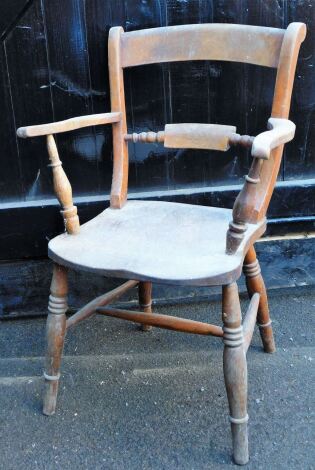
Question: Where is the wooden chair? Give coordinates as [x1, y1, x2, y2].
[17, 22, 306, 465]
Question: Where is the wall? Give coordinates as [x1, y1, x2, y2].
[0, 0, 314, 315]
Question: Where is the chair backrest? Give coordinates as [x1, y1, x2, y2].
[120, 24, 284, 68]
[108, 23, 306, 220]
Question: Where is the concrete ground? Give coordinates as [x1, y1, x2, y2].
[0, 287, 314, 470]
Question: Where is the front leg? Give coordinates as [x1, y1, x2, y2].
[43, 263, 68, 416]
[222, 282, 249, 465]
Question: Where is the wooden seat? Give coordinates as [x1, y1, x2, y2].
[49, 201, 265, 286]
[16, 21, 306, 466]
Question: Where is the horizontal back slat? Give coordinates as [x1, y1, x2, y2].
[121, 24, 285, 69]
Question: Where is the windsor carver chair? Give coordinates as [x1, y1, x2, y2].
[17, 22, 306, 465]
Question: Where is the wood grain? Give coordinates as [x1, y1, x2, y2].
[256, 22, 307, 221]
[17, 112, 121, 138]
[222, 282, 248, 465]
[243, 245, 276, 353]
[46, 134, 80, 235]
[226, 22, 306, 254]
[164, 123, 236, 151]
[66, 280, 138, 329]
[97, 306, 223, 337]
[108, 26, 129, 208]
[242, 292, 260, 353]
[251, 118, 296, 160]
[138, 281, 153, 331]
[43, 263, 68, 416]
[121, 24, 284, 68]
[48, 200, 266, 286]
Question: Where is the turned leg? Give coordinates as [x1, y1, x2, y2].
[43, 263, 68, 416]
[222, 282, 249, 465]
[243, 246, 276, 353]
[138, 281, 153, 331]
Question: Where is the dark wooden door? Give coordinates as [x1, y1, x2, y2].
[1, 0, 314, 260]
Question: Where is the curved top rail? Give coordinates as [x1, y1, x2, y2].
[120, 23, 285, 68]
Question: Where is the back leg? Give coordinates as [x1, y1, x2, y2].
[138, 281, 153, 331]
[243, 246, 276, 353]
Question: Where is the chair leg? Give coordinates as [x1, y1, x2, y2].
[138, 281, 153, 331]
[43, 263, 68, 416]
[243, 246, 276, 353]
[222, 282, 249, 465]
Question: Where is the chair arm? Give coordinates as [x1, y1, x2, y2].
[251, 118, 296, 160]
[16, 112, 122, 138]
[124, 123, 237, 151]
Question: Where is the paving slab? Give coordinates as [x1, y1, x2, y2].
[0, 288, 314, 469]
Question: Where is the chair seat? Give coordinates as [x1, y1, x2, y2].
[48, 200, 265, 286]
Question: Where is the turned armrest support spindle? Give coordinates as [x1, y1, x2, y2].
[125, 130, 256, 149]
[226, 158, 264, 254]
[17, 112, 121, 228]
[226, 118, 295, 255]
[46, 135, 80, 234]
[125, 123, 237, 151]
[124, 131, 165, 144]
[226, 156, 265, 255]
[228, 133, 254, 149]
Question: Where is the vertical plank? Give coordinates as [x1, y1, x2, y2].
[43, 0, 99, 196]
[84, 0, 114, 194]
[0, 44, 23, 200]
[4, 0, 54, 201]
[245, 0, 286, 182]
[124, 0, 170, 191]
[85, 0, 129, 194]
[203, 0, 283, 188]
[0, 0, 30, 38]
[165, 0, 215, 188]
[208, 0, 251, 187]
[284, 0, 315, 180]
[1, 0, 314, 212]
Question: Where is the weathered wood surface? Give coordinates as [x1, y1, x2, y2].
[256, 22, 307, 221]
[138, 281, 153, 331]
[46, 134, 80, 234]
[243, 245, 276, 353]
[226, 22, 305, 254]
[108, 26, 129, 209]
[1, 236, 314, 318]
[251, 118, 296, 160]
[121, 24, 284, 68]
[97, 306, 223, 337]
[222, 282, 248, 465]
[48, 200, 265, 286]
[5, 14, 308, 465]
[164, 123, 236, 151]
[43, 263, 68, 416]
[17, 112, 121, 138]
[1, 2, 314, 261]
[242, 292, 260, 353]
[66, 279, 138, 329]
[16, 21, 301, 257]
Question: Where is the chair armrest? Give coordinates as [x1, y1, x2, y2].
[251, 118, 296, 160]
[17, 112, 122, 138]
[125, 123, 237, 151]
